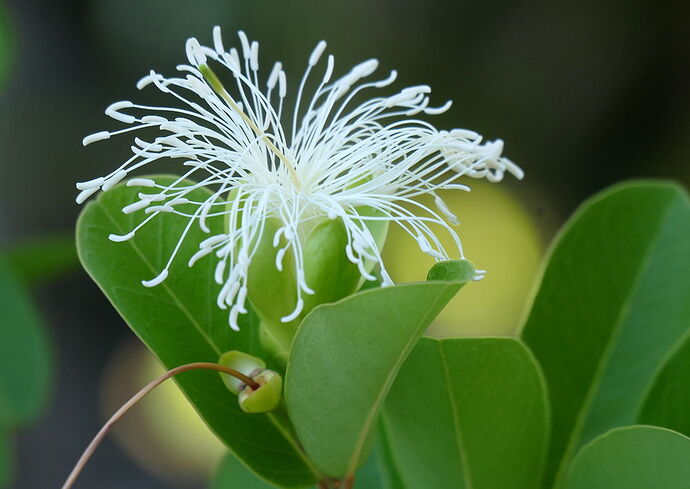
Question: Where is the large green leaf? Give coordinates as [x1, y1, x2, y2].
[561, 426, 690, 489]
[381, 337, 549, 489]
[285, 260, 475, 478]
[0, 261, 51, 429]
[638, 332, 690, 437]
[77, 177, 321, 488]
[521, 181, 690, 488]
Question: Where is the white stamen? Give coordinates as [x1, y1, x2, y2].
[352, 59, 378, 78]
[109, 232, 135, 242]
[212, 25, 224, 54]
[141, 115, 166, 124]
[323, 55, 335, 83]
[281, 298, 304, 323]
[425, 100, 453, 115]
[127, 178, 157, 187]
[186, 37, 206, 65]
[250, 41, 259, 71]
[76, 177, 105, 190]
[236, 287, 248, 314]
[102, 170, 127, 191]
[142, 269, 168, 287]
[105, 101, 135, 124]
[122, 199, 151, 214]
[188, 246, 213, 266]
[76, 187, 100, 204]
[237, 31, 251, 59]
[201, 234, 227, 248]
[82, 131, 110, 146]
[503, 158, 525, 180]
[267, 62, 282, 89]
[278, 71, 287, 98]
[434, 195, 459, 226]
[77, 27, 521, 331]
[145, 205, 174, 213]
[229, 306, 240, 331]
[309, 41, 327, 66]
[214, 260, 226, 283]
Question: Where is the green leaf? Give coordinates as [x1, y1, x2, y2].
[285, 261, 475, 478]
[638, 332, 690, 436]
[1, 235, 78, 286]
[521, 181, 690, 488]
[0, 261, 51, 429]
[380, 337, 549, 489]
[77, 176, 320, 488]
[561, 426, 690, 489]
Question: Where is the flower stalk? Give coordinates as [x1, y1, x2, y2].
[60, 362, 259, 489]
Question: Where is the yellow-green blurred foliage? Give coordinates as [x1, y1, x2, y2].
[384, 182, 543, 337]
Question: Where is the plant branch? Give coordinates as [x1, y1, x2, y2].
[60, 362, 259, 489]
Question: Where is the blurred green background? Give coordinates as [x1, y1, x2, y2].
[0, 0, 687, 487]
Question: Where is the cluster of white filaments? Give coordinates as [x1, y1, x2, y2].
[77, 27, 523, 330]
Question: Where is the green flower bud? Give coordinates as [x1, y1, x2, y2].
[245, 217, 299, 328]
[238, 369, 283, 413]
[217, 350, 266, 395]
[246, 207, 389, 328]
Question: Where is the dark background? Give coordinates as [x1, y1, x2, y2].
[0, 0, 688, 487]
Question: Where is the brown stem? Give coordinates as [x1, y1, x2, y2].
[342, 475, 355, 489]
[60, 362, 260, 489]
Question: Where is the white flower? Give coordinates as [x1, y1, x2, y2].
[77, 27, 523, 330]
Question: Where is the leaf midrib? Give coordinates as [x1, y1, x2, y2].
[99, 200, 222, 355]
[553, 193, 679, 487]
[439, 340, 474, 489]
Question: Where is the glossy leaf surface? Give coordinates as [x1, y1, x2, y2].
[522, 182, 690, 487]
[381, 337, 549, 489]
[77, 177, 320, 487]
[286, 260, 474, 477]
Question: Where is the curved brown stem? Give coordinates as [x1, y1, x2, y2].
[60, 362, 259, 489]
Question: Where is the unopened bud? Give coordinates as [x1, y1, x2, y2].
[238, 369, 283, 413]
[217, 351, 283, 413]
[217, 350, 266, 395]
